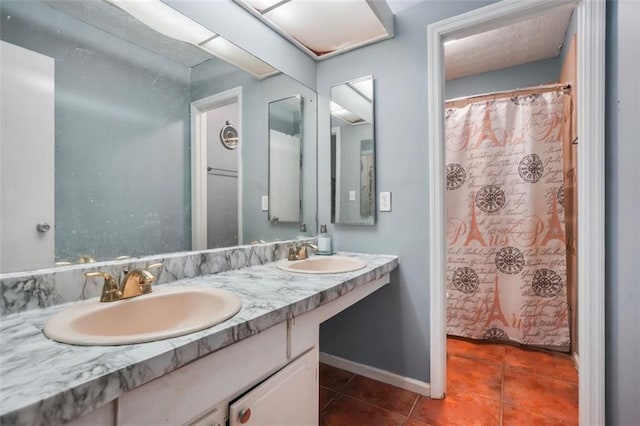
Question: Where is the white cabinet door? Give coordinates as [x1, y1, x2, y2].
[229, 348, 318, 426]
[0, 40, 55, 272]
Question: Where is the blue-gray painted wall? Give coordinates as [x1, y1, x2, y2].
[445, 57, 561, 100]
[605, 0, 640, 423]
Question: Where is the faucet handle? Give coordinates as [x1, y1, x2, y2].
[84, 271, 122, 302]
[145, 262, 163, 271]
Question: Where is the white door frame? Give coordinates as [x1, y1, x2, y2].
[191, 86, 243, 250]
[426, 1, 605, 425]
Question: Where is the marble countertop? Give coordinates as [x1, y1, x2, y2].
[0, 252, 398, 425]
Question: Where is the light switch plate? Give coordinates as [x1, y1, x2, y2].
[261, 195, 268, 211]
[349, 190, 356, 201]
[379, 192, 391, 212]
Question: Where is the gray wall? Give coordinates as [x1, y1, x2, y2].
[445, 57, 561, 99]
[605, 0, 640, 424]
[317, 1, 494, 382]
[191, 61, 317, 243]
[0, 1, 191, 262]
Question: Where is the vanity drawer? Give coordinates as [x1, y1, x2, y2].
[118, 322, 288, 425]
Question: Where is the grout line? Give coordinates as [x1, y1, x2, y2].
[504, 364, 579, 385]
[406, 394, 420, 420]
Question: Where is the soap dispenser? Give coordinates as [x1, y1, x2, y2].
[297, 223, 307, 240]
[317, 224, 332, 255]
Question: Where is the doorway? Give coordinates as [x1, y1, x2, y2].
[426, 1, 606, 425]
[191, 87, 243, 250]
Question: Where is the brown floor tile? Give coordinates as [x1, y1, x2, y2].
[503, 369, 578, 423]
[446, 354, 503, 401]
[320, 394, 406, 426]
[319, 363, 355, 391]
[504, 346, 578, 384]
[343, 375, 419, 416]
[503, 403, 578, 425]
[320, 386, 337, 411]
[447, 337, 506, 365]
[410, 394, 500, 426]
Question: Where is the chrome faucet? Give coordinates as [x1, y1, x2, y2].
[287, 242, 318, 261]
[84, 263, 163, 302]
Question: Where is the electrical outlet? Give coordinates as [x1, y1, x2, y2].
[379, 192, 391, 212]
[349, 190, 356, 201]
[261, 195, 268, 211]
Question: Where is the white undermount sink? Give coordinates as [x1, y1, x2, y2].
[276, 256, 366, 274]
[44, 286, 242, 346]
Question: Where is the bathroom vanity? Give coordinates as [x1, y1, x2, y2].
[0, 251, 398, 425]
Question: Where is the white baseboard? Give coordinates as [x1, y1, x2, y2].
[319, 352, 431, 397]
[573, 352, 580, 370]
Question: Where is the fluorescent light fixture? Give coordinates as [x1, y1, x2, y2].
[201, 37, 278, 79]
[105, 0, 215, 45]
[104, 0, 278, 79]
[331, 101, 366, 125]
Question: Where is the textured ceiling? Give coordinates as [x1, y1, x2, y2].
[445, 8, 574, 80]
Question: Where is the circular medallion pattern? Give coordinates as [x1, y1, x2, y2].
[483, 327, 509, 341]
[518, 153, 544, 183]
[557, 186, 565, 208]
[495, 247, 525, 274]
[532, 268, 563, 298]
[452, 267, 480, 294]
[475, 185, 506, 214]
[446, 163, 466, 190]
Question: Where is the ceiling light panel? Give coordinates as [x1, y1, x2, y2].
[264, 0, 388, 56]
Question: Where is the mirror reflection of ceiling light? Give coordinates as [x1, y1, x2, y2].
[104, 0, 278, 79]
[201, 37, 278, 80]
[349, 79, 373, 101]
[331, 101, 366, 125]
[104, 0, 215, 45]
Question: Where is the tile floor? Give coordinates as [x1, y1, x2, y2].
[319, 337, 578, 425]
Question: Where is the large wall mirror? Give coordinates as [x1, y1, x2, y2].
[0, 0, 317, 273]
[330, 76, 376, 225]
[268, 95, 303, 224]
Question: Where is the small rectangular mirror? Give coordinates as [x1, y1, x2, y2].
[268, 95, 303, 223]
[330, 76, 375, 225]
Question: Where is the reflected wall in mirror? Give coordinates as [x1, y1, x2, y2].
[0, 0, 317, 273]
[268, 95, 303, 224]
[330, 76, 376, 225]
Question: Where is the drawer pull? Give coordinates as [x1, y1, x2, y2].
[239, 408, 251, 424]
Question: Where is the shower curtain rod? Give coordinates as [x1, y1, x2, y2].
[445, 83, 571, 105]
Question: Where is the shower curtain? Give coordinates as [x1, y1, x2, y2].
[445, 90, 570, 348]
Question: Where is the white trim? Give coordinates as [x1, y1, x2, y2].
[331, 126, 341, 223]
[319, 352, 430, 397]
[426, 1, 605, 425]
[191, 87, 243, 250]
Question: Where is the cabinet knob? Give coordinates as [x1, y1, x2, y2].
[239, 408, 251, 424]
[35, 222, 51, 233]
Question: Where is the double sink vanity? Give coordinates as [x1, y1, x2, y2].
[0, 241, 398, 425]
